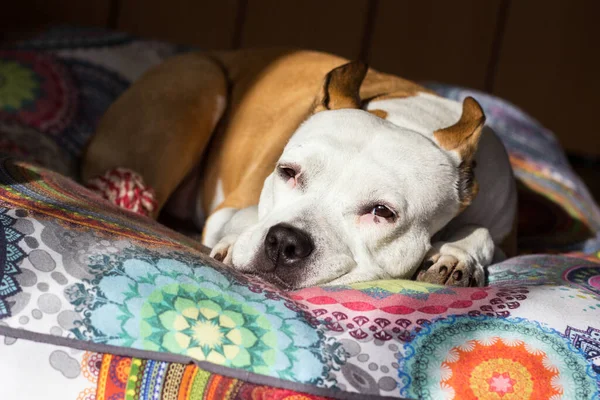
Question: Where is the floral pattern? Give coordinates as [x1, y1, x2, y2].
[0, 51, 77, 135]
[564, 264, 600, 296]
[0, 59, 39, 111]
[443, 340, 560, 399]
[564, 325, 600, 376]
[325, 279, 455, 299]
[0, 28, 600, 399]
[74, 249, 333, 383]
[399, 316, 598, 399]
[0, 208, 26, 318]
[0, 338, 332, 400]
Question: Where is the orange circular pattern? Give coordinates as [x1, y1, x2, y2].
[470, 359, 532, 399]
[443, 340, 561, 399]
[115, 358, 132, 384]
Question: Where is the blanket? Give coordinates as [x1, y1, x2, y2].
[0, 27, 599, 400]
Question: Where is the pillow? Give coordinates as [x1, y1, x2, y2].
[0, 27, 599, 399]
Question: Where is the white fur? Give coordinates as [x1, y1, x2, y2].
[369, 93, 517, 241]
[203, 207, 237, 248]
[209, 179, 225, 213]
[205, 94, 516, 288]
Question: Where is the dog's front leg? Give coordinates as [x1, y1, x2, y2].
[415, 225, 495, 287]
[207, 206, 258, 265]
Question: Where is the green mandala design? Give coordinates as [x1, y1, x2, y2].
[0, 60, 39, 111]
[76, 248, 332, 383]
[142, 283, 279, 371]
[325, 279, 454, 300]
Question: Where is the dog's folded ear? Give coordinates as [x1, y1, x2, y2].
[312, 61, 368, 113]
[434, 96, 486, 162]
[434, 97, 486, 210]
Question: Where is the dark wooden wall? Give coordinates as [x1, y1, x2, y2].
[3, 0, 599, 156]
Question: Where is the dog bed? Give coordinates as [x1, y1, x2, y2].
[0, 28, 599, 399]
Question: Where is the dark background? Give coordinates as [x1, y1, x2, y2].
[2, 0, 598, 198]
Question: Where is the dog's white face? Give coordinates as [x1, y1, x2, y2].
[229, 109, 466, 288]
[219, 61, 484, 289]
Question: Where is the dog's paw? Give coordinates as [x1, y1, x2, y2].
[209, 234, 238, 266]
[415, 249, 484, 287]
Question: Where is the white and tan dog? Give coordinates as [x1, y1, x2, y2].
[82, 49, 517, 289]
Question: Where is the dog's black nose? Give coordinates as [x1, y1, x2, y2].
[264, 223, 313, 268]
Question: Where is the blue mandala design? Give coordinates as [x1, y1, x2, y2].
[0, 208, 26, 318]
[65, 247, 343, 385]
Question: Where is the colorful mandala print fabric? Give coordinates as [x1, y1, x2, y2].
[0, 339, 331, 400]
[0, 28, 600, 400]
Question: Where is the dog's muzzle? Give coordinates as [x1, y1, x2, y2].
[264, 223, 313, 270]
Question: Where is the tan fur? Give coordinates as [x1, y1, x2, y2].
[201, 51, 436, 220]
[368, 109, 388, 119]
[434, 97, 486, 160]
[434, 97, 486, 210]
[312, 61, 368, 112]
[81, 53, 227, 217]
[80, 49, 452, 236]
[457, 160, 479, 212]
[360, 69, 436, 103]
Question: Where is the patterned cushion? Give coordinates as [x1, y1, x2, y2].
[0, 28, 599, 399]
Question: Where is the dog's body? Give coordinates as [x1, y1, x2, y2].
[82, 49, 517, 289]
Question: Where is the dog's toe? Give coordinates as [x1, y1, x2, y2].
[416, 254, 483, 287]
[209, 234, 238, 266]
[212, 250, 227, 262]
[416, 255, 458, 285]
[444, 261, 472, 286]
[209, 246, 230, 265]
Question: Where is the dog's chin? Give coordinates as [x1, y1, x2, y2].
[249, 271, 295, 290]
[237, 251, 345, 290]
[238, 252, 314, 290]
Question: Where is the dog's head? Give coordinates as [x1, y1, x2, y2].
[230, 62, 485, 289]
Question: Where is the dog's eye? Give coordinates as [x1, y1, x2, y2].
[372, 205, 395, 219]
[277, 165, 301, 188]
[279, 166, 297, 179]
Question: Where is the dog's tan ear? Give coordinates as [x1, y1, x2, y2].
[434, 96, 486, 161]
[312, 61, 368, 113]
[434, 97, 486, 211]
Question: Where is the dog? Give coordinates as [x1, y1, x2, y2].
[81, 48, 517, 289]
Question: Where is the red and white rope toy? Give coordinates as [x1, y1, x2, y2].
[86, 168, 157, 217]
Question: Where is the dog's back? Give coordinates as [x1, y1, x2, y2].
[82, 48, 432, 220]
[198, 49, 432, 215]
